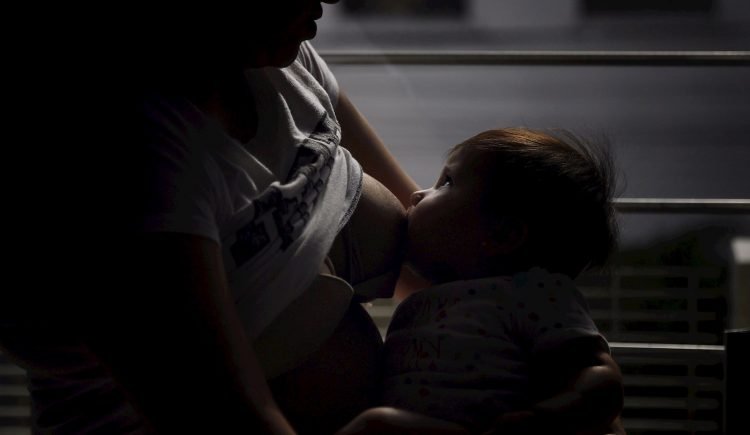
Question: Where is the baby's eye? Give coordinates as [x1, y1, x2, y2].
[440, 176, 453, 188]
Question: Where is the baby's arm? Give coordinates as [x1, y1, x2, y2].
[525, 336, 624, 434]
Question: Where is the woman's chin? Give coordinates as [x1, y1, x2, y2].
[270, 49, 302, 68]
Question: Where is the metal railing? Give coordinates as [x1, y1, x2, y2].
[0, 353, 28, 434]
[331, 48, 747, 434]
[613, 198, 750, 214]
[322, 49, 750, 218]
[321, 50, 750, 66]
[610, 341, 725, 433]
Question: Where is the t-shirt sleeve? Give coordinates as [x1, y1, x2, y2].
[296, 41, 340, 107]
[510, 268, 608, 356]
[140, 100, 222, 243]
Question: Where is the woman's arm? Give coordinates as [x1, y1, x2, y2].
[85, 233, 294, 434]
[336, 91, 419, 210]
[531, 349, 624, 434]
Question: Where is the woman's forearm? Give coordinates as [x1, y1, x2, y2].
[87, 233, 295, 434]
[336, 91, 419, 210]
[532, 354, 624, 434]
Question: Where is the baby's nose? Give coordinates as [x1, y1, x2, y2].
[410, 190, 426, 206]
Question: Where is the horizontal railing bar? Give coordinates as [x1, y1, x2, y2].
[0, 366, 24, 376]
[625, 396, 719, 409]
[590, 310, 716, 321]
[321, 50, 750, 66]
[610, 342, 724, 352]
[613, 198, 750, 213]
[623, 418, 718, 431]
[0, 406, 30, 417]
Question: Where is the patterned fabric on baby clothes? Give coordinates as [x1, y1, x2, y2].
[382, 267, 606, 432]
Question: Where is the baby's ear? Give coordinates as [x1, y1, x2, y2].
[483, 217, 528, 256]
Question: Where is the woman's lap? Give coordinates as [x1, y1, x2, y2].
[269, 301, 384, 434]
[267, 173, 406, 433]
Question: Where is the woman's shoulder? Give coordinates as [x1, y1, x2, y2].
[140, 95, 226, 162]
[283, 41, 339, 106]
[143, 96, 207, 137]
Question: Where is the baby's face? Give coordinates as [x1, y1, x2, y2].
[406, 147, 494, 283]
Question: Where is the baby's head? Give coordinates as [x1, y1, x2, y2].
[406, 127, 618, 284]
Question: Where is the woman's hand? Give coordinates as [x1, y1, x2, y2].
[527, 338, 624, 435]
[336, 407, 469, 435]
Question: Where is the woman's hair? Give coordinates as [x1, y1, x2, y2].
[451, 128, 619, 278]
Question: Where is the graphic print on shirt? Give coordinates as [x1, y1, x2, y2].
[230, 114, 338, 268]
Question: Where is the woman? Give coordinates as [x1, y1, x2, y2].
[2, 1, 418, 433]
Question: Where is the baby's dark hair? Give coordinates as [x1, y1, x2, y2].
[450, 128, 618, 278]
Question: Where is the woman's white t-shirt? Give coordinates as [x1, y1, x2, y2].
[22, 42, 361, 434]
[143, 41, 362, 339]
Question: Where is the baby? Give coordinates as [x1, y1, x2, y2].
[380, 128, 623, 434]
